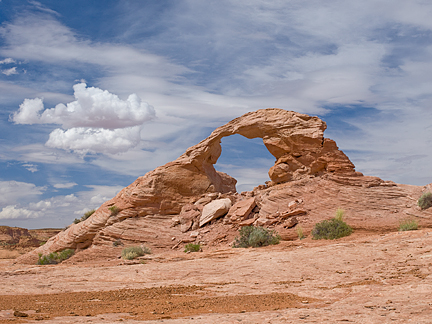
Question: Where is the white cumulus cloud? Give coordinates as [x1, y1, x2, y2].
[0, 205, 42, 219]
[12, 83, 155, 129]
[45, 126, 142, 154]
[12, 98, 44, 124]
[11, 83, 156, 154]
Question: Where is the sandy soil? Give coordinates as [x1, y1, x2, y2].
[1, 229, 432, 323]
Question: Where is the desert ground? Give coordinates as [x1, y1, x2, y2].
[2, 110, 431, 323]
[1, 227, 432, 323]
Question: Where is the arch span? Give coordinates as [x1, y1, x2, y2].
[176, 108, 356, 194]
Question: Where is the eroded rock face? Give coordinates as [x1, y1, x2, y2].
[0, 226, 43, 248]
[16, 108, 368, 263]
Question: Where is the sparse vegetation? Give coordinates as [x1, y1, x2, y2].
[109, 205, 120, 216]
[113, 239, 123, 247]
[121, 246, 151, 260]
[296, 225, 305, 240]
[233, 226, 280, 248]
[184, 243, 201, 253]
[37, 249, 75, 265]
[74, 209, 96, 224]
[82, 209, 95, 220]
[312, 209, 353, 240]
[418, 192, 432, 210]
[335, 208, 345, 221]
[399, 219, 418, 232]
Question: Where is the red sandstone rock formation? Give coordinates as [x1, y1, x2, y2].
[0, 226, 42, 248]
[16, 108, 432, 264]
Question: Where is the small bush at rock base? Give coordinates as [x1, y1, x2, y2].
[37, 249, 75, 265]
[418, 192, 432, 210]
[233, 226, 280, 248]
[184, 243, 201, 253]
[312, 218, 353, 240]
[399, 219, 418, 231]
[121, 246, 151, 260]
[296, 225, 305, 240]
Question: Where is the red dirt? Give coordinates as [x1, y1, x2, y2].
[1, 228, 432, 323]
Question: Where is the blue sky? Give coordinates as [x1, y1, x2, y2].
[0, 0, 431, 228]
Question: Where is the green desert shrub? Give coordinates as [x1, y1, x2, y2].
[74, 209, 96, 224]
[82, 209, 95, 220]
[109, 205, 120, 216]
[418, 192, 432, 210]
[121, 246, 151, 260]
[184, 243, 201, 253]
[312, 209, 353, 240]
[399, 219, 418, 232]
[37, 249, 75, 265]
[233, 226, 280, 248]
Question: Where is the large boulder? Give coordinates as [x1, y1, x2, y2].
[226, 198, 256, 223]
[199, 198, 232, 227]
[178, 204, 202, 232]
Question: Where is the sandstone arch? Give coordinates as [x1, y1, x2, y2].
[172, 108, 357, 194]
[112, 109, 357, 216]
[17, 108, 363, 262]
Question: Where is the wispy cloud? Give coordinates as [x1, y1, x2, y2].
[8, 144, 84, 165]
[0, 57, 15, 64]
[22, 163, 38, 173]
[27, 0, 61, 17]
[52, 182, 77, 189]
[0, 180, 46, 208]
[2, 66, 18, 75]
[0, 184, 123, 224]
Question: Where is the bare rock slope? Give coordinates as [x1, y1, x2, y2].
[17, 108, 432, 264]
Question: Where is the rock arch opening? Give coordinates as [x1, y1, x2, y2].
[214, 134, 276, 192]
